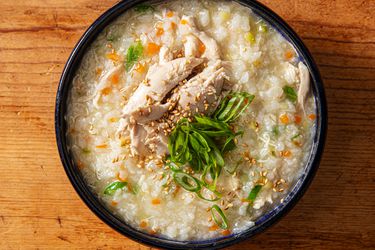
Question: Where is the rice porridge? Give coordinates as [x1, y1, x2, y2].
[66, 0, 317, 240]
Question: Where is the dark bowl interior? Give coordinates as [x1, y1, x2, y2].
[55, 0, 327, 249]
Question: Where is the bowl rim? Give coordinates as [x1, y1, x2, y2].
[55, 0, 327, 249]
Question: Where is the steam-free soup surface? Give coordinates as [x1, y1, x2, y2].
[67, 0, 316, 240]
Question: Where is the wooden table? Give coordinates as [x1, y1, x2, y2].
[0, 0, 374, 249]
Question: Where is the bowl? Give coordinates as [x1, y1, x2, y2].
[55, 0, 327, 249]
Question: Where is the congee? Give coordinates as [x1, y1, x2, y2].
[66, 0, 317, 240]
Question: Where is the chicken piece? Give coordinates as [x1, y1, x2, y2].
[121, 56, 203, 124]
[172, 60, 227, 116]
[297, 62, 310, 113]
[180, 15, 221, 61]
[184, 35, 200, 58]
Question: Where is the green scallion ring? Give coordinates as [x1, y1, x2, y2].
[172, 171, 201, 192]
[211, 204, 229, 229]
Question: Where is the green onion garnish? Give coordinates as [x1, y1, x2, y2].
[211, 205, 229, 229]
[283, 86, 297, 103]
[167, 92, 254, 198]
[172, 171, 201, 192]
[125, 41, 143, 71]
[103, 181, 127, 195]
[245, 184, 262, 204]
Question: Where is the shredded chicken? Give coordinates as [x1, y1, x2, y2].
[118, 13, 228, 156]
[297, 62, 310, 113]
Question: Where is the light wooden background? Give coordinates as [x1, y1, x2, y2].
[0, 0, 374, 249]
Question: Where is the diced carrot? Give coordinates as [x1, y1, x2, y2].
[279, 114, 289, 124]
[281, 150, 292, 157]
[95, 144, 108, 149]
[101, 87, 111, 96]
[198, 41, 206, 55]
[140, 220, 148, 228]
[109, 73, 119, 85]
[170, 22, 177, 30]
[209, 224, 219, 231]
[95, 67, 103, 77]
[294, 114, 302, 124]
[285, 50, 294, 60]
[308, 114, 316, 120]
[135, 63, 146, 73]
[222, 229, 231, 236]
[151, 198, 161, 205]
[106, 52, 120, 62]
[146, 42, 161, 55]
[108, 117, 119, 123]
[166, 11, 174, 18]
[180, 19, 188, 25]
[116, 172, 127, 182]
[156, 27, 164, 36]
[111, 201, 118, 206]
[77, 160, 84, 169]
[149, 229, 157, 235]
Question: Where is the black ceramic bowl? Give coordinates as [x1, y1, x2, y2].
[55, 0, 327, 249]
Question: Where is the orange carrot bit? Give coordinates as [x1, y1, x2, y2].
[294, 114, 302, 125]
[101, 87, 111, 96]
[170, 22, 177, 30]
[109, 73, 119, 85]
[116, 172, 127, 182]
[156, 27, 164, 36]
[166, 11, 174, 18]
[221, 229, 231, 236]
[281, 150, 292, 157]
[180, 19, 188, 25]
[279, 114, 290, 124]
[149, 229, 157, 235]
[209, 224, 219, 231]
[77, 160, 84, 169]
[108, 117, 119, 123]
[146, 42, 161, 55]
[95, 144, 108, 149]
[308, 114, 316, 121]
[285, 50, 294, 60]
[198, 41, 206, 55]
[140, 220, 148, 228]
[95, 67, 103, 77]
[135, 63, 146, 73]
[151, 198, 161, 205]
[106, 52, 120, 62]
[111, 201, 118, 206]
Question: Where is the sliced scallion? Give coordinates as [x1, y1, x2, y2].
[173, 171, 201, 192]
[211, 205, 229, 229]
[104, 181, 127, 195]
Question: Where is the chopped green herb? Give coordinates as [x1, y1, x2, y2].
[134, 3, 155, 13]
[244, 32, 256, 44]
[173, 171, 201, 192]
[82, 147, 91, 154]
[104, 181, 127, 195]
[168, 92, 254, 197]
[258, 21, 268, 33]
[125, 41, 143, 71]
[130, 183, 140, 195]
[224, 160, 242, 174]
[272, 125, 279, 136]
[214, 92, 255, 123]
[245, 185, 262, 204]
[291, 133, 301, 140]
[283, 86, 297, 103]
[211, 205, 229, 229]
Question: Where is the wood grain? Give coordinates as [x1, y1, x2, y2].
[0, 0, 374, 249]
